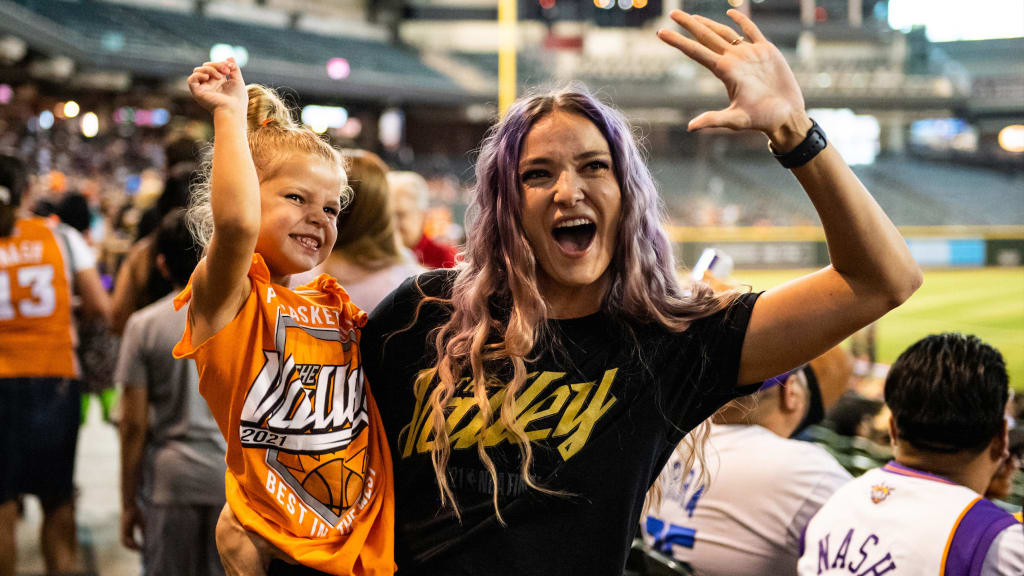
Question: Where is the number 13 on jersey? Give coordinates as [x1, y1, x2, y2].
[0, 265, 57, 320]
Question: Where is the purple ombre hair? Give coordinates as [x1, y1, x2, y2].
[419, 85, 741, 518]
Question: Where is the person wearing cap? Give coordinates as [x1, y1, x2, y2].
[645, 366, 852, 576]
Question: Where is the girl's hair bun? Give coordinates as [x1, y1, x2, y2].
[246, 84, 295, 132]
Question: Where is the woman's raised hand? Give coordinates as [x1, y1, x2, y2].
[187, 59, 247, 117]
[658, 9, 811, 150]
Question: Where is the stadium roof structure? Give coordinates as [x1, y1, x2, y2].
[0, 0, 469, 104]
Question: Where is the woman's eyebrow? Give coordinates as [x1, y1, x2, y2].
[519, 149, 609, 168]
[574, 150, 611, 161]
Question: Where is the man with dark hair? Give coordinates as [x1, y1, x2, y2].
[799, 333, 1024, 575]
[117, 209, 226, 576]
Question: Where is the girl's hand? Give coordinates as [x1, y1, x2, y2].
[187, 59, 247, 118]
[657, 9, 811, 151]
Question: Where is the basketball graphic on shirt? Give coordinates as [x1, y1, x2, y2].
[241, 310, 372, 526]
[300, 448, 367, 517]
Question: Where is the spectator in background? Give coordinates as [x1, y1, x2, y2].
[645, 367, 851, 576]
[986, 426, 1023, 519]
[110, 137, 198, 334]
[55, 190, 121, 423]
[0, 154, 111, 576]
[387, 170, 457, 268]
[321, 150, 423, 312]
[799, 333, 1024, 575]
[117, 209, 227, 576]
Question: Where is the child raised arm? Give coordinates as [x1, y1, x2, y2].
[186, 59, 262, 345]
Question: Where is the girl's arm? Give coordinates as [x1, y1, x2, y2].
[186, 60, 261, 344]
[658, 10, 922, 385]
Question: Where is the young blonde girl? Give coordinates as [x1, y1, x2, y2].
[174, 59, 394, 575]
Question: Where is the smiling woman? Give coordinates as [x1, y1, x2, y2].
[356, 8, 922, 576]
[519, 110, 622, 317]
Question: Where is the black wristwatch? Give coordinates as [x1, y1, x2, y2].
[770, 119, 827, 169]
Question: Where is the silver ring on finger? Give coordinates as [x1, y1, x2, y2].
[730, 36, 745, 45]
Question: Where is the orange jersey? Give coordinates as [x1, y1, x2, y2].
[173, 254, 394, 575]
[0, 218, 76, 379]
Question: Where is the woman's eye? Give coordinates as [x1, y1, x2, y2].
[521, 169, 548, 182]
[324, 207, 339, 216]
[585, 160, 610, 172]
[286, 193, 303, 203]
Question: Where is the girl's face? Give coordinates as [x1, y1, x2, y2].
[256, 152, 344, 284]
[518, 110, 621, 317]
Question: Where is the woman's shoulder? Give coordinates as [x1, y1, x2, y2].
[396, 267, 456, 300]
[367, 268, 456, 328]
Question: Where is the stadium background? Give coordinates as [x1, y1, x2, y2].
[1, 0, 1021, 573]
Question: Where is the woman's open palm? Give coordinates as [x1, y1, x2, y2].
[658, 9, 805, 135]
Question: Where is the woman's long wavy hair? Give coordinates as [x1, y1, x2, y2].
[419, 86, 741, 520]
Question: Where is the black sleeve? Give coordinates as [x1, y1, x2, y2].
[691, 291, 762, 399]
[659, 291, 762, 443]
[361, 269, 455, 401]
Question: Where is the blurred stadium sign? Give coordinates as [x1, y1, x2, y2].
[910, 118, 978, 153]
[113, 107, 171, 127]
[301, 105, 349, 135]
[379, 108, 404, 150]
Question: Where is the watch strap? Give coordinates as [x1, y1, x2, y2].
[770, 119, 827, 169]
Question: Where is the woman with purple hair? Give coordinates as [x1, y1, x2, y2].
[355, 9, 921, 575]
[217, 8, 920, 576]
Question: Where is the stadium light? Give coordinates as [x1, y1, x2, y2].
[594, 0, 613, 9]
[618, 0, 631, 9]
[38, 110, 54, 130]
[326, 58, 350, 80]
[81, 112, 99, 138]
[210, 44, 249, 67]
[0, 35, 27, 63]
[632, 0, 648, 7]
[63, 100, 80, 119]
[998, 125, 1024, 153]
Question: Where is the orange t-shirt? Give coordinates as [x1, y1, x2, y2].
[173, 254, 394, 575]
[0, 218, 76, 379]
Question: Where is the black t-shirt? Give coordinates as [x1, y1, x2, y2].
[362, 270, 761, 576]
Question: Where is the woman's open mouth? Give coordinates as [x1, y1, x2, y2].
[551, 217, 596, 256]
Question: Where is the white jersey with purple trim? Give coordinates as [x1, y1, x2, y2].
[644, 424, 851, 576]
[798, 462, 1024, 576]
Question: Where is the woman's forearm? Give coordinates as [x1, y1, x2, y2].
[790, 133, 922, 307]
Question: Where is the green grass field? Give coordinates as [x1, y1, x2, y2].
[731, 267, 1024, 391]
